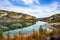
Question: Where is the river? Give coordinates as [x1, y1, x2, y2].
[4, 21, 52, 36]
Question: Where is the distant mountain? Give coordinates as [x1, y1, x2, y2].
[37, 14, 60, 23]
[37, 14, 60, 30]
[0, 10, 37, 23]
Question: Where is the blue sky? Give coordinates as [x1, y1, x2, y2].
[0, 0, 60, 18]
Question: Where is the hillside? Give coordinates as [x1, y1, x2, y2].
[37, 14, 60, 23]
[37, 14, 60, 30]
[0, 10, 37, 22]
[0, 10, 37, 31]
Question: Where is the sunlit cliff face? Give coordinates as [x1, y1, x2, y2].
[0, 10, 37, 23]
[38, 14, 60, 23]
[0, 12, 7, 18]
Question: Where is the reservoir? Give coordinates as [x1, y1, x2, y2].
[4, 21, 52, 35]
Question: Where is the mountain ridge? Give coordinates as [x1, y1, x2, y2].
[37, 13, 60, 30]
[0, 10, 37, 31]
[0, 10, 37, 23]
[37, 13, 60, 23]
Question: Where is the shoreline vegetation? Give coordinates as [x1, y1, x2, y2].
[0, 10, 60, 40]
[0, 26, 60, 40]
[0, 22, 36, 32]
[0, 10, 37, 32]
[0, 10, 37, 23]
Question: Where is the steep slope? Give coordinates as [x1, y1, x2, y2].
[0, 10, 37, 22]
[0, 10, 37, 31]
[37, 14, 60, 23]
[38, 14, 60, 30]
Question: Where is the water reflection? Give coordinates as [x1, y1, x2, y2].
[4, 21, 50, 36]
[0, 22, 36, 31]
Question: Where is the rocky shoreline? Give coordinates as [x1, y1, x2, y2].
[37, 14, 60, 30]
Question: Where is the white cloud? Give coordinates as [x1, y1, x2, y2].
[22, 0, 39, 5]
[22, 0, 33, 5]
[42, 2, 58, 12]
[0, 0, 60, 18]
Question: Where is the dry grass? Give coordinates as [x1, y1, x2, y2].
[1, 29, 60, 40]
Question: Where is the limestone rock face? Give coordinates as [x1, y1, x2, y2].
[0, 10, 36, 22]
[38, 14, 60, 30]
[0, 10, 37, 31]
[38, 14, 60, 23]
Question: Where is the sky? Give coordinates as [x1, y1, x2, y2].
[0, 0, 60, 18]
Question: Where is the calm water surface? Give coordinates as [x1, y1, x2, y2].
[4, 21, 52, 35]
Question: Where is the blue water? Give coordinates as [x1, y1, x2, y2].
[4, 21, 52, 36]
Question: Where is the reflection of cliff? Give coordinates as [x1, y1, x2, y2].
[0, 10, 37, 31]
[37, 14, 60, 30]
[0, 20, 36, 32]
[0, 10, 37, 22]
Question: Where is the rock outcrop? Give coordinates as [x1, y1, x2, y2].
[0, 10, 37, 23]
[37, 14, 60, 23]
[0, 10, 37, 31]
[38, 14, 60, 30]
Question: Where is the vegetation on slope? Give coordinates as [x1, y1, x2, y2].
[37, 14, 60, 30]
[0, 10, 37, 31]
[37, 14, 60, 23]
[0, 22, 36, 31]
[0, 26, 60, 40]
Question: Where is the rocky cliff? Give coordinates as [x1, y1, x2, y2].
[37, 14, 60, 23]
[0, 10, 36, 23]
[0, 10, 37, 31]
[38, 14, 60, 30]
